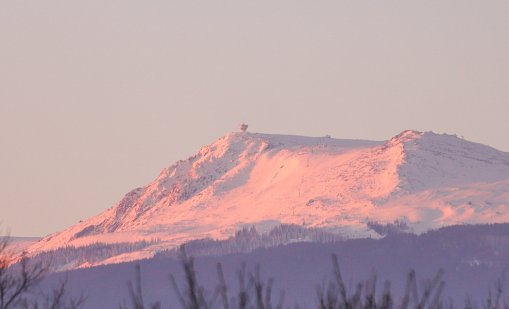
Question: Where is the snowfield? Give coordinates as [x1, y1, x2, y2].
[26, 130, 509, 268]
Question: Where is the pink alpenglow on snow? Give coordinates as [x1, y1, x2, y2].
[27, 130, 509, 268]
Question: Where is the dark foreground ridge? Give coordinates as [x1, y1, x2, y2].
[3, 223, 509, 308]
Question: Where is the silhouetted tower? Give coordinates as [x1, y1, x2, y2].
[240, 123, 248, 133]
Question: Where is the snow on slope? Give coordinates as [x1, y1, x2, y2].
[2, 237, 40, 256]
[27, 130, 509, 266]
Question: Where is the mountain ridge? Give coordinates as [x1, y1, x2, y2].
[27, 130, 509, 267]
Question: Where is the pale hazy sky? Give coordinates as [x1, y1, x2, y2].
[1, 1, 508, 236]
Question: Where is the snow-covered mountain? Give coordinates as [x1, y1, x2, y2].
[27, 130, 509, 267]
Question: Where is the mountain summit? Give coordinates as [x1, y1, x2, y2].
[29, 131, 509, 265]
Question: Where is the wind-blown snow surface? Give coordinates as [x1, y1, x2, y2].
[28, 131, 509, 267]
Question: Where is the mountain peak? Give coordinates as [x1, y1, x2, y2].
[212, 131, 383, 152]
[28, 130, 509, 268]
[388, 130, 426, 145]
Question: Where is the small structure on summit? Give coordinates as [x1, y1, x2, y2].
[240, 123, 248, 133]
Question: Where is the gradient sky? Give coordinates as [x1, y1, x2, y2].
[1, 1, 508, 236]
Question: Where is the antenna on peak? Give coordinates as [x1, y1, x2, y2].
[240, 123, 248, 133]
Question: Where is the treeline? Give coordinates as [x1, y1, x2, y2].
[24, 222, 509, 274]
[30, 240, 157, 271]
[3, 223, 509, 308]
[155, 224, 343, 259]
[29, 224, 343, 270]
